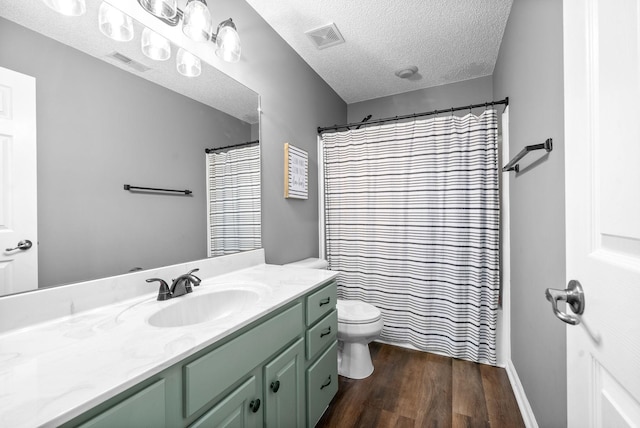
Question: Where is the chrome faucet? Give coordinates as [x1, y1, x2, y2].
[181, 268, 202, 292]
[146, 268, 201, 301]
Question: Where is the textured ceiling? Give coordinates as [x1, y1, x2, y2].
[245, 0, 513, 103]
[0, 0, 259, 124]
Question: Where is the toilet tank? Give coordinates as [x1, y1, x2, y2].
[284, 258, 329, 270]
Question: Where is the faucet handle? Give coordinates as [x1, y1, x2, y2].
[186, 268, 201, 286]
[146, 278, 171, 301]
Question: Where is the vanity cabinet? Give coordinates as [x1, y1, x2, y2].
[76, 379, 167, 428]
[62, 280, 338, 428]
[303, 282, 339, 427]
[306, 342, 339, 427]
[264, 338, 305, 427]
[189, 376, 260, 428]
[184, 303, 303, 418]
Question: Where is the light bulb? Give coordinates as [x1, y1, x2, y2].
[215, 20, 241, 63]
[141, 27, 171, 61]
[182, 0, 212, 42]
[177, 48, 201, 77]
[42, 0, 86, 16]
[98, 2, 134, 42]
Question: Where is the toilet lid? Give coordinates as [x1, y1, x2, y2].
[336, 299, 381, 324]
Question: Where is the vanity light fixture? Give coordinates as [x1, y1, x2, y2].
[138, 0, 177, 20]
[42, 0, 86, 16]
[141, 27, 171, 61]
[136, 0, 241, 63]
[98, 2, 134, 42]
[182, 0, 212, 43]
[177, 48, 201, 77]
[214, 19, 241, 63]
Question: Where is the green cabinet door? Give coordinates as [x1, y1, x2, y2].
[189, 376, 261, 428]
[77, 379, 166, 428]
[263, 338, 305, 428]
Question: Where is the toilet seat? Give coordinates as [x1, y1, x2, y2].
[336, 299, 381, 325]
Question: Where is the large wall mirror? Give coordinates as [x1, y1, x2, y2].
[0, 0, 260, 296]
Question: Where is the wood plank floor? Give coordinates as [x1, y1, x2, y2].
[316, 342, 525, 428]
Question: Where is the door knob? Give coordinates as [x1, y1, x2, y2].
[545, 280, 585, 325]
[5, 240, 33, 252]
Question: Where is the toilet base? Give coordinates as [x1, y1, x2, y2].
[337, 340, 374, 379]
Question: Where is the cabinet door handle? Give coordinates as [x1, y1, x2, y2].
[320, 326, 332, 338]
[320, 375, 332, 390]
[249, 398, 261, 413]
[319, 297, 331, 307]
[270, 380, 280, 393]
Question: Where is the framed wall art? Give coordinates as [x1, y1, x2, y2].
[284, 143, 308, 199]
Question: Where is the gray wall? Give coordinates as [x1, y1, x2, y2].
[348, 76, 493, 123]
[218, 1, 348, 265]
[0, 18, 252, 287]
[1, 0, 348, 282]
[492, 0, 567, 426]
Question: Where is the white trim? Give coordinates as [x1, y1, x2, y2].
[497, 106, 511, 367]
[506, 359, 539, 428]
[206, 155, 212, 258]
[317, 136, 326, 259]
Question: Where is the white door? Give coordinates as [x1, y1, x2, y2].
[563, 0, 640, 426]
[0, 67, 37, 295]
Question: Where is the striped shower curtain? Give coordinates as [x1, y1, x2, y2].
[321, 110, 500, 365]
[206, 144, 261, 257]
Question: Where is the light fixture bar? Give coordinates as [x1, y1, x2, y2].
[135, 0, 240, 62]
[136, 0, 181, 26]
[135, 0, 229, 42]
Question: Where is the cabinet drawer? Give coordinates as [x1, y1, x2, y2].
[306, 282, 337, 326]
[306, 310, 337, 360]
[306, 341, 338, 428]
[78, 379, 166, 428]
[189, 376, 259, 428]
[184, 303, 303, 417]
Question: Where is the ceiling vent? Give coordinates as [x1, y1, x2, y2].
[106, 51, 151, 73]
[305, 23, 345, 50]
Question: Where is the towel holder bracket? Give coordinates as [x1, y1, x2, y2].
[503, 138, 553, 173]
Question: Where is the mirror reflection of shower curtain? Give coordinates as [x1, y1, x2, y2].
[206, 145, 261, 257]
[321, 110, 500, 365]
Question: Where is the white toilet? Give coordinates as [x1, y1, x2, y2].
[285, 258, 383, 379]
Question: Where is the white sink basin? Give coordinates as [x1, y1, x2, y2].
[148, 288, 262, 328]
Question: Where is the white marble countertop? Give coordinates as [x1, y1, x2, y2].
[0, 264, 338, 428]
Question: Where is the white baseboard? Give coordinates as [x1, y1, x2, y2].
[506, 360, 539, 428]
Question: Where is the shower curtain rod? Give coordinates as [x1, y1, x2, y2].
[317, 97, 509, 134]
[205, 139, 259, 153]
